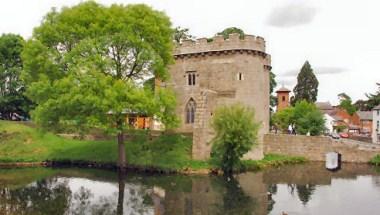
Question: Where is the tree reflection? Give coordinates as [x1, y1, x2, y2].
[215, 175, 256, 215]
[117, 170, 125, 215]
[296, 184, 316, 205]
[0, 178, 71, 214]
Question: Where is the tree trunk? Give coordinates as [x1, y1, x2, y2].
[117, 131, 126, 169]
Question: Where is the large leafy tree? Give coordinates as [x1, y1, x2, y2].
[338, 93, 357, 115]
[21, 2, 177, 169]
[210, 104, 260, 174]
[292, 61, 319, 104]
[273, 100, 325, 136]
[0, 34, 32, 120]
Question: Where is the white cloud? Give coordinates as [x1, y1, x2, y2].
[266, 3, 318, 27]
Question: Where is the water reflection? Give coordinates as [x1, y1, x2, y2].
[0, 163, 379, 214]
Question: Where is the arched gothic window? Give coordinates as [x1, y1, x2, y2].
[186, 98, 196, 124]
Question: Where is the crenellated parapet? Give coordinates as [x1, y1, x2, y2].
[174, 33, 268, 59]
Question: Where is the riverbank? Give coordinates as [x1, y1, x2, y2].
[370, 155, 380, 166]
[0, 120, 305, 174]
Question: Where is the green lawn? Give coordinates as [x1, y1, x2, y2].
[0, 120, 305, 172]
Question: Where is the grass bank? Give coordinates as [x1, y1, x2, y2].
[370, 155, 380, 166]
[0, 120, 305, 173]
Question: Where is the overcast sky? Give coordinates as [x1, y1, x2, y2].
[1, 0, 379, 104]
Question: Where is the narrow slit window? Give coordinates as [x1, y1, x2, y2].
[186, 98, 196, 124]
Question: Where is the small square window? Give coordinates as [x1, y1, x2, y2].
[187, 71, 196, 86]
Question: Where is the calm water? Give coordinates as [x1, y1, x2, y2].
[0, 163, 380, 215]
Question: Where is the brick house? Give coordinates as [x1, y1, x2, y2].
[357, 111, 373, 135]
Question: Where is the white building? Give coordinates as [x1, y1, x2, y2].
[324, 113, 335, 134]
[373, 105, 380, 143]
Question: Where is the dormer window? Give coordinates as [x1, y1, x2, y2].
[187, 71, 196, 86]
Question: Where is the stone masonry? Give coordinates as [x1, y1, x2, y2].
[264, 134, 380, 163]
[166, 33, 271, 160]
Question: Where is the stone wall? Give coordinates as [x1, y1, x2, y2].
[264, 134, 380, 163]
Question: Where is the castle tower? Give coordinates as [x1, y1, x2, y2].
[167, 33, 271, 160]
[276, 86, 291, 111]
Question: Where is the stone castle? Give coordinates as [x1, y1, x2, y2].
[166, 33, 271, 160]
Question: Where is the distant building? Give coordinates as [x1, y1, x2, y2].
[315, 102, 333, 113]
[323, 113, 335, 133]
[316, 102, 361, 133]
[357, 111, 373, 135]
[373, 105, 380, 143]
[276, 86, 291, 111]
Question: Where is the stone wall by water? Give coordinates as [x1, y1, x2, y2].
[264, 134, 380, 163]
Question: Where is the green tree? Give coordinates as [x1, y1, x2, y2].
[210, 104, 260, 174]
[0, 34, 32, 120]
[173, 26, 194, 43]
[338, 93, 357, 115]
[21, 2, 176, 169]
[365, 83, 380, 110]
[217, 27, 245, 39]
[292, 61, 319, 104]
[293, 101, 325, 135]
[353, 83, 380, 111]
[272, 107, 294, 132]
[273, 100, 325, 135]
[269, 71, 277, 112]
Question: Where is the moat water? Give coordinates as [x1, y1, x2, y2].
[0, 163, 380, 215]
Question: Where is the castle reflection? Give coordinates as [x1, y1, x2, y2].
[0, 163, 379, 215]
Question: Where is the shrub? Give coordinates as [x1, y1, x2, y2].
[210, 104, 260, 174]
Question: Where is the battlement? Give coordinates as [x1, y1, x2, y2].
[174, 33, 267, 56]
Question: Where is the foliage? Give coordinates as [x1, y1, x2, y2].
[21, 1, 177, 165]
[365, 83, 380, 110]
[292, 61, 319, 105]
[21, 2, 177, 166]
[242, 154, 306, 171]
[272, 107, 294, 131]
[0, 120, 307, 172]
[217, 27, 245, 39]
[293, 101, 325, 135]
[355, 83, 380, 111]
[0, 34, 33, 120]
[173, 26, 194, 43]
[210, 104, 260, 174]
[0, 120, 190, 171]
[273, 100, 325, 135]
[370, 154, 380, 166]
[338, 93, 357, 115]
[335, 125, 347, 133]
[270, 72, 277, 110]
